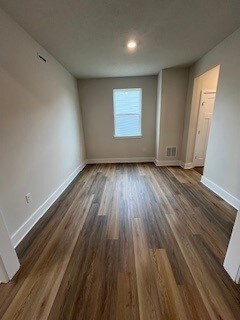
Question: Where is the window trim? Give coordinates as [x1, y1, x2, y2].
[113, 88, 142, 138]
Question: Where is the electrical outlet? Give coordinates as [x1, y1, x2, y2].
[25, 193, 32, 204]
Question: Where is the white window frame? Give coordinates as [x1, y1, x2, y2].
[113, 88, 142, 139]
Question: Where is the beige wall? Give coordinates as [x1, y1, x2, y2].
[78, 76, 157, 160]
[155, 72, 162, 160]
[182, 27, 240, 204]
[0, 9, 85, 237]
[155, 68, 189, 163]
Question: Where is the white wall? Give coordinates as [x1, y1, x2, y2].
[155, 68, 189, 164]
[78, 76, 157, 161]
[0, 9, 86, 241]
[182, 27, 240, 207]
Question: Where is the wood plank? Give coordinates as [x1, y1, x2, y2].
[178, 285, 211, 320]
[107, 181, 119, 239]
[117, 272, 140, 320]
[150, 249, 187, 320]
[0, 163, 239, 320]
[166, 213, 237, 320]
[2, 194, 94, 320]
[132, 218, 163, 320]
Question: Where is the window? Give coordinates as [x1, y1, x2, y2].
[113, 88, 142, 138]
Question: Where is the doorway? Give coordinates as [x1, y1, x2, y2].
[192, 66, 220, 174]
[194, 90, 216, 168]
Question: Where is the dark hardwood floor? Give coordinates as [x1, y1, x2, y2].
[194, 166, 204, 175]
[0, 163, 239, 320]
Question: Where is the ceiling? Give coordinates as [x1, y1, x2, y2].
[1, 0, 240, 78]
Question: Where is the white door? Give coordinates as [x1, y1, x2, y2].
[0, 211, 20, 283]
[194, 91, 216, 167]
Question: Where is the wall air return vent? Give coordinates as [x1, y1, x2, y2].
[166, 146, 177, 157]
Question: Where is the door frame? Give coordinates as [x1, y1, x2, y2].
[224, 209, 240, 283]
[0, 210, 20, 283]
[193, 89, 216, 167]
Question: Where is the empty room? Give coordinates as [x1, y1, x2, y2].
[1, 1, 240, 319]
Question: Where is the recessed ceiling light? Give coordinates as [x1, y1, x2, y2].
[127, 40, 137, 50]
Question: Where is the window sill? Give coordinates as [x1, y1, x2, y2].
[114, 135, 142, 139]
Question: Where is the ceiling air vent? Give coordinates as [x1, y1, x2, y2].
[166, 146, 177, 157]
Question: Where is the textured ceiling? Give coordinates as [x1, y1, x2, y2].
[1, 0, 240, 78]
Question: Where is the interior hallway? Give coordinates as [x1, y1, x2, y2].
[0, 163, 239, 320]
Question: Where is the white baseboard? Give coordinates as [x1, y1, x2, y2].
[11, 160, 87, 248]
[154, 159, 180, 166]
[179, 161, 194, 169]
[154, 159, 194, 169]
[201, 176, 240, 210]
[87, 157, 154, 164]
[87, 158, 193, 170]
